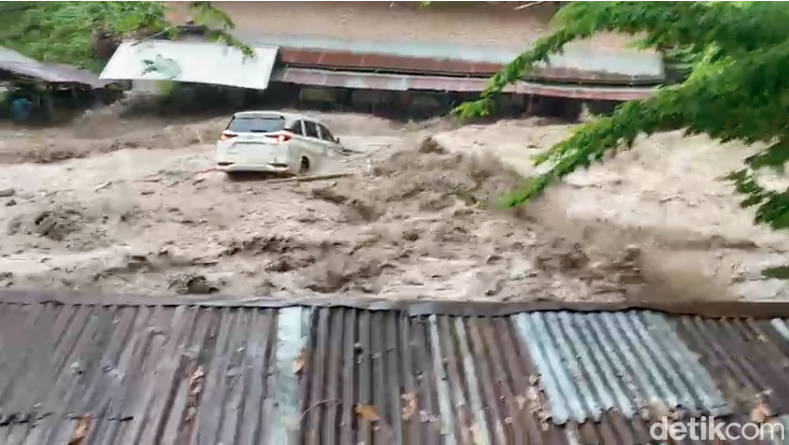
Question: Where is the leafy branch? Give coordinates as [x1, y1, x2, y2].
[0, 1, 254, 72]
[454, 1, 789, 241]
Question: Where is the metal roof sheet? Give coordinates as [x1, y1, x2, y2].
[277, 48, 664, 85]
[1, 290, 789, 444]
[272, 67, 657, 101]
[674, 317, 789, 416]
[515, 311, 728, 425]
[100, 41, 279, 90]
[0, 46, 37, 65]
[0, 46, 109, 88]
[0, 303, 312, 444]
[246, 32, 665, 81]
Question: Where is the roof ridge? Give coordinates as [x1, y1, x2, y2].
[0, 288, 785, 319]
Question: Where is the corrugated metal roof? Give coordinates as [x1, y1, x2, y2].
[100, 41, 279, 90]
[0, 46, 109, 88]
[299, 309, 778, 444]
[246, 32, 665, 81]
[674, 317, 789, 416]
[515, 311, 729, 425]
[277, 48, 664, 85]
[278, 48, 503, 76]
[2, 290, 789, 444]
[0, 303, 312, 444]
[0, 46, 37, 65]
[272, 67, 657, 101]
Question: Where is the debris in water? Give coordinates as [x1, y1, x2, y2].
[66, 414, 90, 445]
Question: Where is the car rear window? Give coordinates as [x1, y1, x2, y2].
[227, 116, 286, 133]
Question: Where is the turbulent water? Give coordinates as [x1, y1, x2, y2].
[0, 112, 786, 301]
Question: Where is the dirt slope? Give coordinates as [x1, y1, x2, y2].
[0, 113, 785, 302]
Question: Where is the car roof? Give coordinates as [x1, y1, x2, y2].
[232, 110, 326, 126]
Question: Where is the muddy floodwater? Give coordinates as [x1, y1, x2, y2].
[0, 112, 787, 302]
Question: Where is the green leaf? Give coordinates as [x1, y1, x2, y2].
[762, 265, 789, 280]
[451, 1, 789, 279]
[0, 1, 253, 71]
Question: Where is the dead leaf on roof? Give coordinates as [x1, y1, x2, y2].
[401, 392, 417, 421]
[185, 365, 206, 423]
[646, 400, 673, 419]
[189, 365, 205, 389]
[419, 409, 439, 424]
[469, 422, 484, 444]
[293, 347, 308, 374]
[751, 400, 772, 423]
[355, 404, 380, 422]
[66, 415, 90, 445]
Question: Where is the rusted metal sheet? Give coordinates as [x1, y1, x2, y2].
[2, 293, 789, 444]
[271, 67, 657, 101]
[673, 316, 789, 417]
[10, 287, 789, 319]
[297, 308, 450, 444]
[246, 30, 663, 81]
[0, 303, 312, 444]
[297, 309, 774, 444]
[277, 47, 663, 84]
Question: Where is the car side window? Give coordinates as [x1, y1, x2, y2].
[317, 124, 336, 142]
[286, 120, 305, 136]
[303, 121, 320, 139]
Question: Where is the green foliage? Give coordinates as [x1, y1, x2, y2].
[762, 265, 789, 280]
[456, 1, 789, 236]
[0, 2, 253, 72]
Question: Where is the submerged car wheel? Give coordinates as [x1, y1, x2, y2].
[224, 171, 243, 181]
[298, 157, 310, 175]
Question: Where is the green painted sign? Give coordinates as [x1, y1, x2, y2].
[140, 55, 181, 80]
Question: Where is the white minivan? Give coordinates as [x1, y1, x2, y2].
[216, 111, 343, 177]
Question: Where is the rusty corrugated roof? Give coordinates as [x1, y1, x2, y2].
[1, 289, 789, 444]
[271, 67, 657, 101]
[0, 302, 312, 444]
[277, 47, 664, 85]
[247, 31, 664, 83]
[674, 317, 789, 416]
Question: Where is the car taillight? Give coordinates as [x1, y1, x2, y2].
[267, 133, 292, 143]
[219, 131, 236, 141]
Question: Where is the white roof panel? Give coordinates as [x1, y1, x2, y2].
[99, 40, 278, 90]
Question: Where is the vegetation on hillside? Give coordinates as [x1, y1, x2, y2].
[0, 2, 251, 72]
[458, 2, 789, 255]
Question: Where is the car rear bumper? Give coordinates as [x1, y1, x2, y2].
[216, 162, 292, 173]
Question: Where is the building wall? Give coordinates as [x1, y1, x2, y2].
[165, 1, 636, 53]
